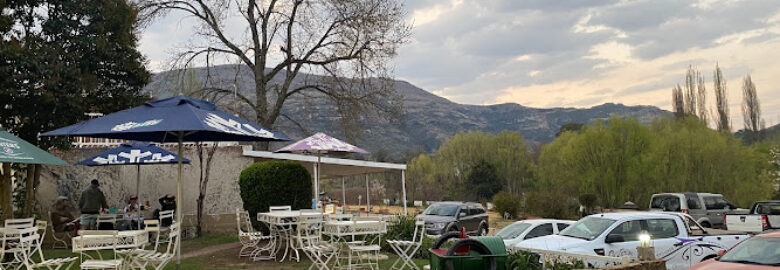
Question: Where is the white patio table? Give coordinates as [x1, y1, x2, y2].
[72, 230, 148, 251]
[322, 220, 387, 269]
[257, 210, 323, 262]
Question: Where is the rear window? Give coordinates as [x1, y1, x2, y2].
[469, 206, 485, 215]
[756, 202, 780, 215]
[651, 195, 681, 211]
[556, 223, 570, 231]
[525, 224, 553, 240]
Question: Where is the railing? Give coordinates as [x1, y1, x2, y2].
[508, 246, 634, 268]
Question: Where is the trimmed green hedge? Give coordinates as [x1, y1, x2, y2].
[239, 161, 312, 226]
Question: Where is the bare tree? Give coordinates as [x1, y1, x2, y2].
[713, 63, 731, 133]
[741, 75, 762, 143]
[195, 142, 219, 236]
[138, 0, 411, 144]
[684, 66, 697, 117]
[672, 85, 685, 119]
[696, 70, 707, 125]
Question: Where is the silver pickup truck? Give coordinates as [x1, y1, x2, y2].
[725, 200, 780, 233]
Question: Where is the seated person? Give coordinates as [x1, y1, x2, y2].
[155, 194, 176, 227]
[51, 196, 78, 236]
[122, 195, 142, 230]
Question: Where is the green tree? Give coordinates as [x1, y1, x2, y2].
[239, 161, 312, 228]
[556, 123, 584, 137]
[0, 0, 150, 219]
[466, 159, 502, 201]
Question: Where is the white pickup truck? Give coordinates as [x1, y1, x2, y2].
[725, 200, 780, 233]
[514, 212, 750, 270]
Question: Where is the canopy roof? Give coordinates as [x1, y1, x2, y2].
[77, 142, 191, 166]
[42, 96, 289, 142]
[276, 132, 368, 155]
[0, 129, 67, 165]
[243, 149, 405, 179]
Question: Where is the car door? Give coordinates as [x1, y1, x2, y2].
[703, 196, 720, 227]
[708, 196, 729, 228]
[645, 218, 686, 270]
[524, 223, 554, 240]
[456, 206, 473, 232]
[604, 220, 642, 258]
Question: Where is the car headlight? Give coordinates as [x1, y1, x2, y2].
[429, 223, 446, 230]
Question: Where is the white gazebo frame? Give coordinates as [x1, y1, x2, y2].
[242, 148, 409, 215]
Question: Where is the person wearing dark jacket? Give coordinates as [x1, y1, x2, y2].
[79, 179, 108, 230]
[156, 194, 176, 227]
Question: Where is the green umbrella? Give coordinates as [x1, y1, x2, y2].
[0, 129, 67, 165]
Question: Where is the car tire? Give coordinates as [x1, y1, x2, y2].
[700, 221, 712, 228]
[479, 224, 488, 236]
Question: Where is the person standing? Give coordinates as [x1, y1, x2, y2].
[79, 179, 108, 230]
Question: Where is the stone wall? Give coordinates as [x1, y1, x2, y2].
[35, 145, 252, 221]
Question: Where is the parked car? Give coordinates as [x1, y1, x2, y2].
[418, 201, 489, 236]
[514, 212, 750, 270]
[725, 201, 780, 233]
[649, 192, 744, 228]
[690, 230, 780, 269]
[495, 219, 574, 246]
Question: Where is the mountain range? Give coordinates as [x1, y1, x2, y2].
[144, 65, 670, 159]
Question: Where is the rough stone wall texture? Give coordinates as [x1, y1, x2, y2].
[35, 145, 252, 221]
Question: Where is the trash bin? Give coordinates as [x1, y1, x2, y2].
[429, 236, 507, 270]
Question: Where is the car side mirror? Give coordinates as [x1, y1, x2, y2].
[717, 250, 727, 257]
[605, 234, 624, 244]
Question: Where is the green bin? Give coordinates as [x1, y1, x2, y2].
[428, 236, 507, 270]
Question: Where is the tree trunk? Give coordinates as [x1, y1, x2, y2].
[0, 163, 12, 222]
[23, 164, 41, 217]
[196, 143, 219, 237]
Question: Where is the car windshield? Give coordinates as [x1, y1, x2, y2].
[559, 217, 616, 241]
[718, 237, 780, 266]
[495, 222, 533, 240]
[422, 204, 459, 216]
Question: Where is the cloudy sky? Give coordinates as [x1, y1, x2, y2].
[139, 0, 780, 128]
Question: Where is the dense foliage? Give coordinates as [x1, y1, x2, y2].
[492, 192, 523, 219]
[238, 161, 312, 227]
[374, 215, 433, 259]
[407, 131, 533, 201]
[537, 117, 773, 209]
[408, 116, 776, 217]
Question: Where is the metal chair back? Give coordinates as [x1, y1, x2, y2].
[4, 218, 35, 229]
[269, 206, 291, 212]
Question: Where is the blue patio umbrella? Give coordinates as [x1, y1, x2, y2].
[42, 96, 288, 268]
[77, 141, 191, 226]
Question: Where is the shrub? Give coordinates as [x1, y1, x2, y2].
[525, 190, 578, 219]
[578, 193, 598, 214]
[372, 215, 433, 259]
[492, 192, 522, 219]
[238, 161, 312, 228]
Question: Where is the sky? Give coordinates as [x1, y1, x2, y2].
[138, 0, 780, 129]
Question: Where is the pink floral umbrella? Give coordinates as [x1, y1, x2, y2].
[275, 133, 368, 208]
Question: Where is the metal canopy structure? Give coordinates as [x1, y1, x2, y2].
[242, 148, 409, 214]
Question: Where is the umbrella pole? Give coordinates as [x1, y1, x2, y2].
[176, 132, 183, 270]
[315, 155, 320, 210]
[136, 164, 141, 230]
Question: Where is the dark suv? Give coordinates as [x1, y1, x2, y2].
[418, 202, 489, 236]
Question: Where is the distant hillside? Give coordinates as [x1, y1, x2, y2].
[144, 65, 670, 158]
[735, 123, 780, 144]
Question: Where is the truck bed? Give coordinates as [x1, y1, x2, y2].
[692, 228, 748, 236]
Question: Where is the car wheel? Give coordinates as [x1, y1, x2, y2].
[479, 225, 488, 236]
[700, 221, 712, 228]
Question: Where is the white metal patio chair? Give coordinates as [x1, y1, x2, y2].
[296, 214, 337, 270]
[77, 230, 122, 270]
[4, 218, 35, 229]
[1, 227, 39, 270]
[96, 214, 118, 230]
[48, 212, 71, 249]
[235, 209, 275, 259]
[387, 220, 426, 270]
[125, 223, 180, 270]
[16, 228, 77, 270]
[269, 206, 292, 212]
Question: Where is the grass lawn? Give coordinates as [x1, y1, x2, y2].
[39, 233, 429, 270]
